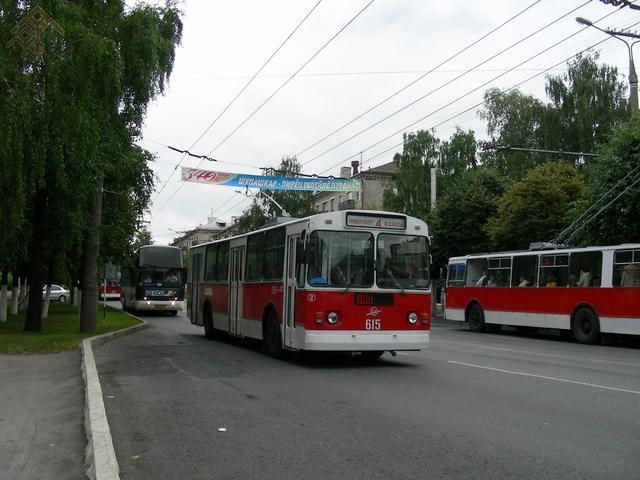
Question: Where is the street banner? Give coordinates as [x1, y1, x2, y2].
[181, 167, 362, 192]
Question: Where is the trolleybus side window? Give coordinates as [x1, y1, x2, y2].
[512, 254, 538, 287]
[540, 253, 569, 287]
[264, 227, 285, 280]
[246, 233, 264, 281]
[214, 242, 230, 281]
[205, 242, 230, 282]
[614, 249, 640, 286]
[488, 257, 511, 286]
[447, 263, 465, 287]
[205, 244, 216, 281]
[568, 251, 601, 287]
[467, 258, 488, 286]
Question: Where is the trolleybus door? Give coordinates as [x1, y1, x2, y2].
[283, 235, 298, 348]
[189, 252, 203, 325]
[229, 246, 244, 335]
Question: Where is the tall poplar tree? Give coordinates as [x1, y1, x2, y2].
[1, 1, 182, 332]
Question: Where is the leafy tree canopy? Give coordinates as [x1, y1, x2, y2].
[576, 114, 640, 245]
[431, 167, 506, 269]
[485, 162, 586, 251]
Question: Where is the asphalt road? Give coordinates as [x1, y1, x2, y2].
[94, 311, 640, 480]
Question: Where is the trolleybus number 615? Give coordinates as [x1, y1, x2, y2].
[365, 318, 381, 330]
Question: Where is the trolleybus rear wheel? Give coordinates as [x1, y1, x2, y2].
[572, 307, 601, 345]
[467, 303, 486, 333]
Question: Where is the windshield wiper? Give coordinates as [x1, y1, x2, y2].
[386, 269, 406, 296]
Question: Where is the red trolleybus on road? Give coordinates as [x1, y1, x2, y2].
[444, 244, 640, 344]
[99, 279, 121, 300]
[187, 210, 431, 358]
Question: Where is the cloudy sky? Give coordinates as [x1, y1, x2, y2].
[138, 0, 640, 244]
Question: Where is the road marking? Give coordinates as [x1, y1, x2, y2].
[448, 360, 640, 395]
[435, 338, 640, 368]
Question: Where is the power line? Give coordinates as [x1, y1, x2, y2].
[295, 0, 544, 160]
[561, 166, 640, 244]
[483, 145, 600, 157]
[301, 0, 591, 170]
[153, 1, 375, 217]
[317, 8, 625, 175]
[204, 0, 376, 158]
[151, 0, 323, 208]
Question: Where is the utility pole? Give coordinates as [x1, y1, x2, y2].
[576, 17, 640, 110]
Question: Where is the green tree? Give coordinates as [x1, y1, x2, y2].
[1, 1, 182, 332]
[101, 146, 157, 267]
[575, 114, 640, 245]
[545, 52, 629, 156]
[383, 130, 440, 218]
[479, 88, 547, 180]
[431, 167, 505, 269]
[261, 156, 316, 219]
[235, 200, 267, 234]
[438, 127, 477, 198]
[485, 162, 586, 251]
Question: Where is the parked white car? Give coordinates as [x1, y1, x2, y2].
[42, 284, 70, 303]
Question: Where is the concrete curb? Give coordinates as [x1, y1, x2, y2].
[81, 314, 148, 480]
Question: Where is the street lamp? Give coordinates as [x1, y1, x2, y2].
[576, 16, 639, 110]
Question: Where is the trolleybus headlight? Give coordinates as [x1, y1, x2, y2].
[407, 312, 418, 324]
[327, 311, 339, 324]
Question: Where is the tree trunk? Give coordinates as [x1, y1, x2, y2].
[0, 270, 7, 323]
[24, 275, 43, 332]
[80, 176, 103, 333]
[25, 192, 47, 332]
[10, 274, 19, 315]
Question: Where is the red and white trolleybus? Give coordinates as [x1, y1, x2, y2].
[444, 243, 640, 344]
[187, 210, 431, 358]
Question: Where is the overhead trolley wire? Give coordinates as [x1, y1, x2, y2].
[151, 0, 325, 215]
[203, 0, 377, 158]
[552, 164, 640, 245]
[318, 11, 628, 175]
[295, 0, 544, 160]
[302, 0, 592, 170]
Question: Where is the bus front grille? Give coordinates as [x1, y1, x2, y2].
[354, 293, 394, 306]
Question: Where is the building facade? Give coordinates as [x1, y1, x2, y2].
[313, 161, 397, 213]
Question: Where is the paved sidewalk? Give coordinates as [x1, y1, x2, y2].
[0, 351, 85, 480]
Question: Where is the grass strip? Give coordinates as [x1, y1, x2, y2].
[0, 302, 140, 355]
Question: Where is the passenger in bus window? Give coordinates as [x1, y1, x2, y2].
[621, 264, 639, 286]
[545, 275, 557, 287]
[330, 266, 346, 284]
[577, 268, 591, 287]
[487, 274, 497, 287]
[518, 275, 531, 287]
[476, 271, 488, 286]
[567, 274, 577, 287]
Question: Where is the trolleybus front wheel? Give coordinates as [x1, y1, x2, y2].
[263, 310, 283, 358]
[572, 307, 601, 345]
